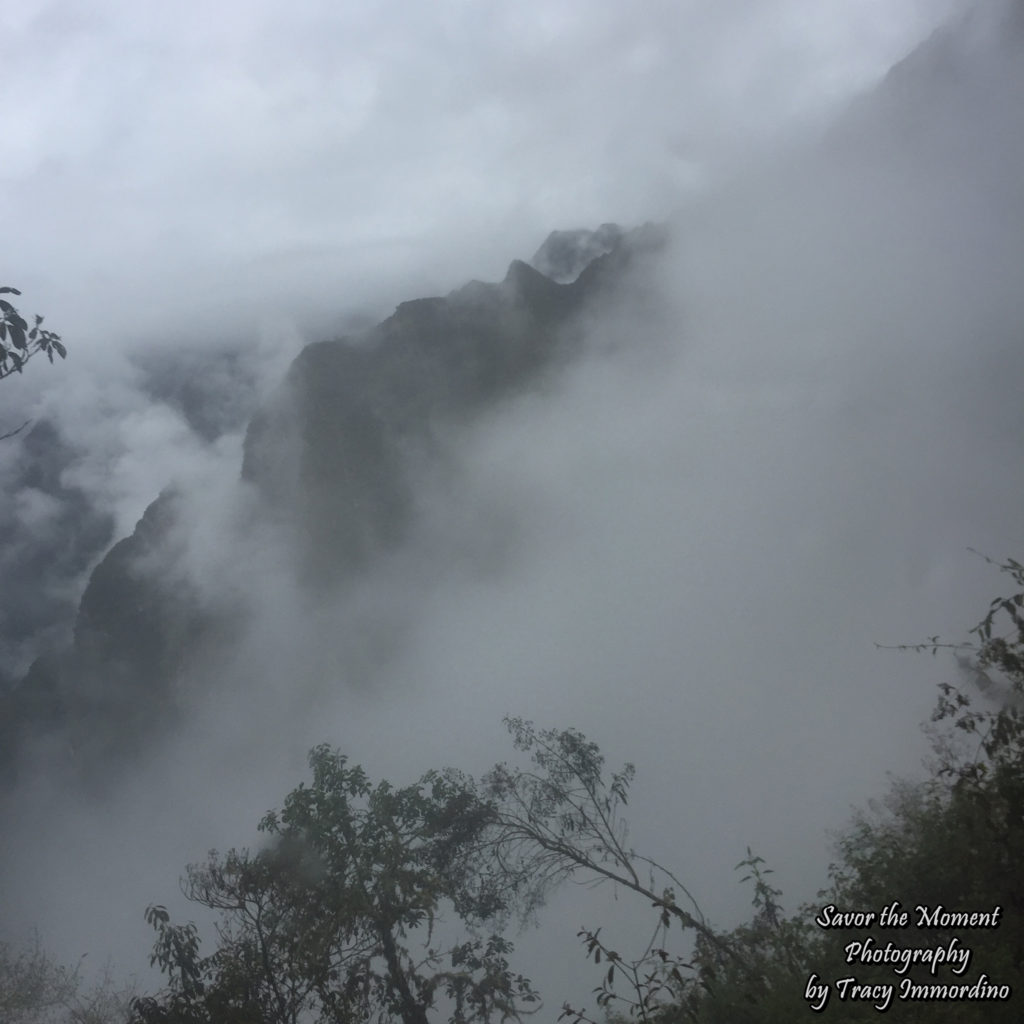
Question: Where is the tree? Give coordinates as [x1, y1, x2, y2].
[480, 719, 768, 1014]
[130, 745, 537, 1024]
[478, 552, 1024, 1024]
[130, 555, 1024, 1024]
[0, 288, 66, 382]
[1, 286, 67, 440]
[0, 935, 79, 1024]
[633, 555, 1024, 1024]
[0, 934, 134, 1024]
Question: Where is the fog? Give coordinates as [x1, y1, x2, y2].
[3, 0, 1022, 1013]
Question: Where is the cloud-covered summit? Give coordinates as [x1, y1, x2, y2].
[0, 225, 664, 785]
[2, 2, 1019, 1010]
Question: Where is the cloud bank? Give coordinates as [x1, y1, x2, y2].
[5, 0, 1022, 1011]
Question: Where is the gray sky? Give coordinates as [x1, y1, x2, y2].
[7, 0, 1023, 1013]
[4, 0, 957, 343]
[1, 0, 962, 536]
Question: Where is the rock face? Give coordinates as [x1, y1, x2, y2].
[2, 489, 205, 779]
[241, 228, 666, 588]
[0, 225, 666, 784]
[529, 224, 624, 283]
[0, 421, 114, 687]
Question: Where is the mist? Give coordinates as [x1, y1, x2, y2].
[3, 0, 1022, 1013]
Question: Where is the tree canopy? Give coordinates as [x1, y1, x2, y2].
[130, 746, 536, 1024]
[121, 556, 1024, 1024]
[605, 555, 1024, 1024]
[0, 934, 134, 1024]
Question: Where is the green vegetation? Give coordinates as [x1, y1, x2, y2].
[0, 287, 66, 383]
[1, 286, 67, 440]
[609, 554, 1024, 1024]
[0, 934, 133, 1024]
[130, 747, 536, 1024]
[5, 559, 1021, 1023]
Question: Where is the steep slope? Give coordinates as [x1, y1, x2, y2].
[240, 227, 665, 587]
[0, 421, 114, 687]
[0, 225, 666, 785]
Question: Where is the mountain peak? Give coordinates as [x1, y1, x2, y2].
[529, 224, 624, 283]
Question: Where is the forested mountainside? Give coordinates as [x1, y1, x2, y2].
[0, 224, 667, 785]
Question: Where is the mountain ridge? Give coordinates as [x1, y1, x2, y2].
[0, 224, 666, 785]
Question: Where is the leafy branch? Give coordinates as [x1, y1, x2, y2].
[0, 287, 67, 381]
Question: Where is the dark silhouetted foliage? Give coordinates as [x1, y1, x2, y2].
[130, 746, 536, 1024]
[0, 288, 66, 383]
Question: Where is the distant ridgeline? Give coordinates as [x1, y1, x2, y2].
[0, 224, 668, 787]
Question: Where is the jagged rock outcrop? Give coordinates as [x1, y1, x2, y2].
[1, 489, 211, 782]
[529, 224, 624, 283]
[0, 421, 114, 686]
[242, 225, 666, 586]
[0, 225, 667, 784]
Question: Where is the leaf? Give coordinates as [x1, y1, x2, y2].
[0, 287, 21, 295]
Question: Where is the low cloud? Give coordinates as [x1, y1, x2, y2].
[4, 0, 1019, 1012]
